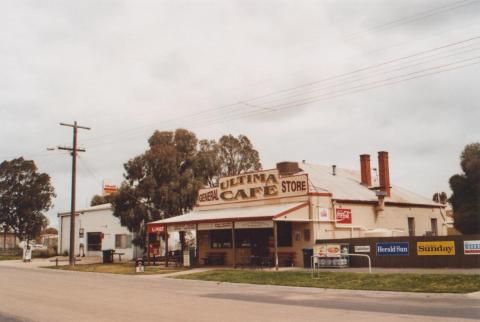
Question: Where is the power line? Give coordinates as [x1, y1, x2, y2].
[80, 4, 480, 144]
[84, 36, 480, 147]
[164, 56, 480, 131]
[85, 54, 480, 150]
[342, 0, 477, 40]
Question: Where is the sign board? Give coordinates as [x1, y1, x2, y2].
[183, 250, 191, 267]
[148, 224, 165, 233]
[23, 245, 32, 262]
[313, 244, 343, 257]
[354, 245, 371, 253]
[167, 224, 195, 232]
[417, 241, 455, 256]
[317, 208, 330, 221]
[464, 240, 480, 255]
[326, 244, 342, 257]
[235, 220, 273, 229]
[376, 242, 409, 256]
[335, 208, 352, 224]
[198, 222, 233, 231]
[197, 169, 308, 206]
[102, 180, 118, 196]
[313, 244, 327, 257]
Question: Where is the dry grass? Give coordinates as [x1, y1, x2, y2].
[47, 263, 183, 275]
[176, 269, 480, 293]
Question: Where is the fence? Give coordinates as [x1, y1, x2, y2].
[315, 234, 480, 268]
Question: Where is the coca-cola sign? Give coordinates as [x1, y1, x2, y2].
[335, 208, 352, 224]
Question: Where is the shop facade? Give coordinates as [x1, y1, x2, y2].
[148, 151, 447, 268]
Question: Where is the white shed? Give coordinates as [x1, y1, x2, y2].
[58, 204, 139, 260]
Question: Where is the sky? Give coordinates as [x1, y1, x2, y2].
[1, 0, 479, 228]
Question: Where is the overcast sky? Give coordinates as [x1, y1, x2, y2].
[1, 0, 479, 227]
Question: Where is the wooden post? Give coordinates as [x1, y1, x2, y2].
[165, 225, 169, 268]
[195, 223, 199, 267]
[273, 221, 279, 271]
[231, 221, 236, 269]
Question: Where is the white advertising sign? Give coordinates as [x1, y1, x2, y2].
[198, 222, 233, 231]
[464, 240, 480, 255]
[354, 245, 371, 253]
[326, 244, 342, 257]
[197, 169, 308, 206]
[167, 224, 195, 232]
[235, 220, 273, 229]
[317, 208, 330, 221]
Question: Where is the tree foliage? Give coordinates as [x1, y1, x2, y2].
[217, 134, 262, 177]
[0, 158, 55, 241]
[449, 143, 480, 234]
[111, 129, 203, 249]
[90, 194, 114, 206]
[44, 227, 58, 235]
[111, 130, 262, 250]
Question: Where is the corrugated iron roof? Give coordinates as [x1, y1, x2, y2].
[300, 163, 441, 206]
[149, 202, 308, 225]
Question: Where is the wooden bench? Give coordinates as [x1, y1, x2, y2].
[202, 252, 226, 266]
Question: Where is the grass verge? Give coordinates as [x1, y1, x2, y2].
[175, 269, 480, 293]
[47, 263, 183, 275]
[0, 255, 21, 261]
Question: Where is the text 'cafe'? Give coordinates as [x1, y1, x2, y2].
[147, 153, 447, 268]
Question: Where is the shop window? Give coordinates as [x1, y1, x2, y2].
[277, 222, 292, 247]
[115, 234, 132, 249]
[303, 229, 310, 241]
[211, 229, 232, 248]
[235, 230, 251, 248]
[407, 217, 415, 236]
[87, 232, 102, 251]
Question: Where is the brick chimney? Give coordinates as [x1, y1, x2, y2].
[360, 154, 372, 186]
[378, 151, 391, 197]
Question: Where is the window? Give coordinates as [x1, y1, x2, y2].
[303, 229, 310, 241]
[115, 234, 132, 249]
[87, 232, 102, 251]
[277, 222, 292, 247]
[430, 218, 438, 236]
[211, 230, 232, 248]
[407, 217, 415, 236]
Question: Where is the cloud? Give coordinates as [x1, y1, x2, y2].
[0, 0, 478, 226]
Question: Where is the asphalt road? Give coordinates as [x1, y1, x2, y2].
[0, 265, 479, 322]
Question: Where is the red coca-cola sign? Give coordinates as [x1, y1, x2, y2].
[335, 208, 352, 224]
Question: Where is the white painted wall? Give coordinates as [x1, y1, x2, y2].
[58, 205, 137, 260]
[309, 195, 447, 240]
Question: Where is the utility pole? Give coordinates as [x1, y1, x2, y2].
[58, 122, 90, 266]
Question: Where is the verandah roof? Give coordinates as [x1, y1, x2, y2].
[148, 202, 309, 226]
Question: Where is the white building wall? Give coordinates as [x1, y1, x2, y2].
[309, 195, 447, 241]
[59, 206, 136, 260]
